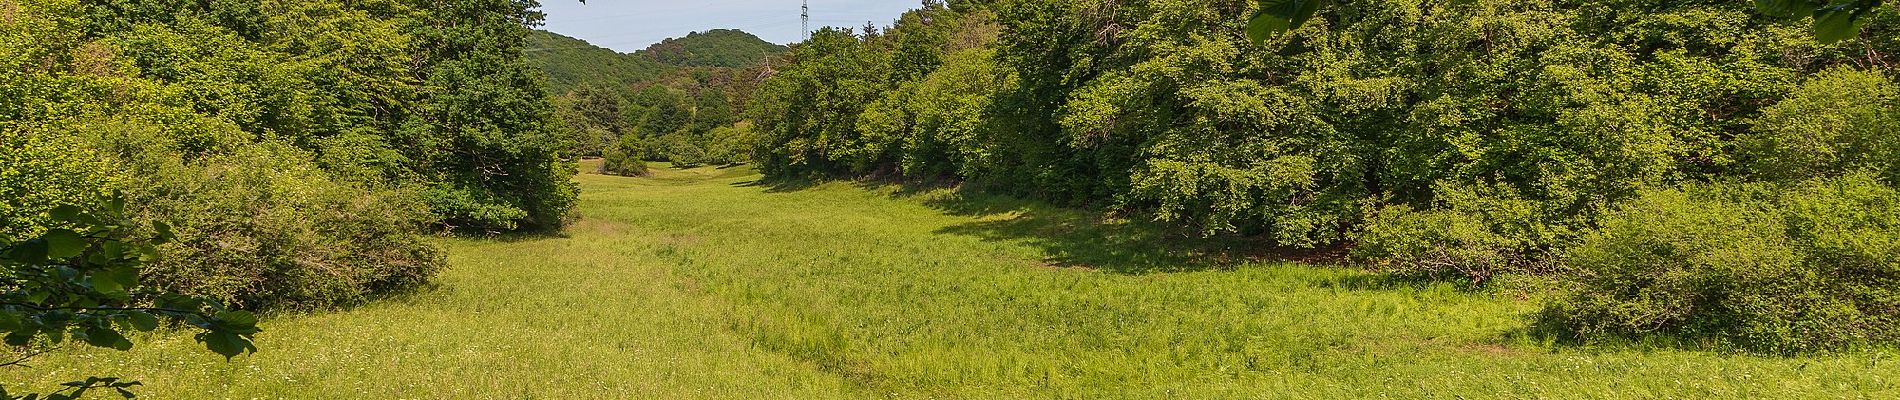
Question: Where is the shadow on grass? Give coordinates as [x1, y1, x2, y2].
[731, 176, 820, 193]
[887, 184, 1347, 275]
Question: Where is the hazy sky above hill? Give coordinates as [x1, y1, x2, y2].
[537, 0, 921, 52]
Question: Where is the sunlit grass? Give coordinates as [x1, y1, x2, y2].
[6, 164, 1898, 398]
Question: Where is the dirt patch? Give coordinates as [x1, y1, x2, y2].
[1460, 343, 1516, 356]
[1, 0, 18, 25]
[572, 218, 630, 236]
[1038, 256, 1100, 272]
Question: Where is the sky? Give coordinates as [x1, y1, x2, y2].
[536, 0, 924, 53]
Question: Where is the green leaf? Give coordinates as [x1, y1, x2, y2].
[4, 330, 34, 347]
[84, 326, 131, 351]
[197, 330, 255, 360]
[127, 311, 159, 332]
[214, 311, 258, 328]
[5, 239, 49, 263]
[136, 244, 160, 263]
[49, 205, 84, 224]
[1812, 3, 1872, 44]
[1247, 0, 1327, 44]
[0, 311, 21, 332]
[90, 266, 139, 298]
[106, 195, 126, 216]
[43, 229, 87, 260]
[152, 221, 174, 245]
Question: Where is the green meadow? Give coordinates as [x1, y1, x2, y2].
[7, 165, 1897, 399]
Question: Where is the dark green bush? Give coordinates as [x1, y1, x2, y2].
[601, 135, 651, 177]
[1548, 174, 1900, 353]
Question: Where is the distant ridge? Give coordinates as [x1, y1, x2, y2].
[634, 29, 788, 68]
[527, 31, 668, 94]
[527, 29, 786, 94]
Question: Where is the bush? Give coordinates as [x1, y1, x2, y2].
[91, 125, 443, 310]
[702, 122, 757, 166]
[1742, 68, 1900, 182]
[1355, 184, 1566, 284]
[601, 135, 650, 176]
[1547, 174, 1900, 353]
[660, 133, 709, 167]
[0, 129, 118, 242]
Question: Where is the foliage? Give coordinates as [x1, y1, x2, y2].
[748, 27, 893, 176]
[1742, 67, 1900, 182]
[737, 0, 1900, 350]
[0, 199, 260, 399]
[532, 28, 778, 164]
[0, 131, 117, 243]
[528, 30, 669, 94]
[700, 122, 757, 166]
[1248, 0, 1891, 44]
[551, 83, 628, 156]
[90, 130, 444, 308]
[3, 0, 568, 315]
[600, 134, 650, 177]
[751, 0, 1896, 242]
[635, 29, 787, 68]
[1752, 0, 1889, 43]
[1355, 184, 1563, 284]
[1548, 173, 1900, 353]
[858, 48, 1015, 179]
[400, 0, 577, 233]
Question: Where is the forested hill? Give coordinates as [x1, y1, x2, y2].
[634, 29, 786, 68]
[528, 30, 670, 94]
[528, 29, 783, 93]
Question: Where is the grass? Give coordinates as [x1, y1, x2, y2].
[6, 164, 1900, 398]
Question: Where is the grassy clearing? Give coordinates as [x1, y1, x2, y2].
[6, 164, 1899, 398]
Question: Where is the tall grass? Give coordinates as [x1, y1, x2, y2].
[5, 164, 1897, 398]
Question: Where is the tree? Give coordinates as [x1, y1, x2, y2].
[400, 0, 579, 233]
[1247, 0, 1889, 45]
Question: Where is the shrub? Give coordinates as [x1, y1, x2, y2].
[661, 133, 709, 168]
[702, 122, 757, 166]
[1355, 184, 1567, 284]
[601, 134, 650, 176]
[1547, 173, 1900, 353]
[0, 129, 118, 242]
[90, 125, 443, 310]
[1742, 68, 1900, 182]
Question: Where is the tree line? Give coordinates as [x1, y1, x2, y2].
[7, 0, 576, 308]
[746, 0, 1900, 353]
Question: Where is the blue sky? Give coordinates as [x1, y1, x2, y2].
[537, 0, 923, 52]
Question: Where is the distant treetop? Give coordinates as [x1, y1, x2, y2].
[635, 29, 788, 68]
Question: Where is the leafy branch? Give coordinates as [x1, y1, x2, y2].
[0, 199, 261, 399]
